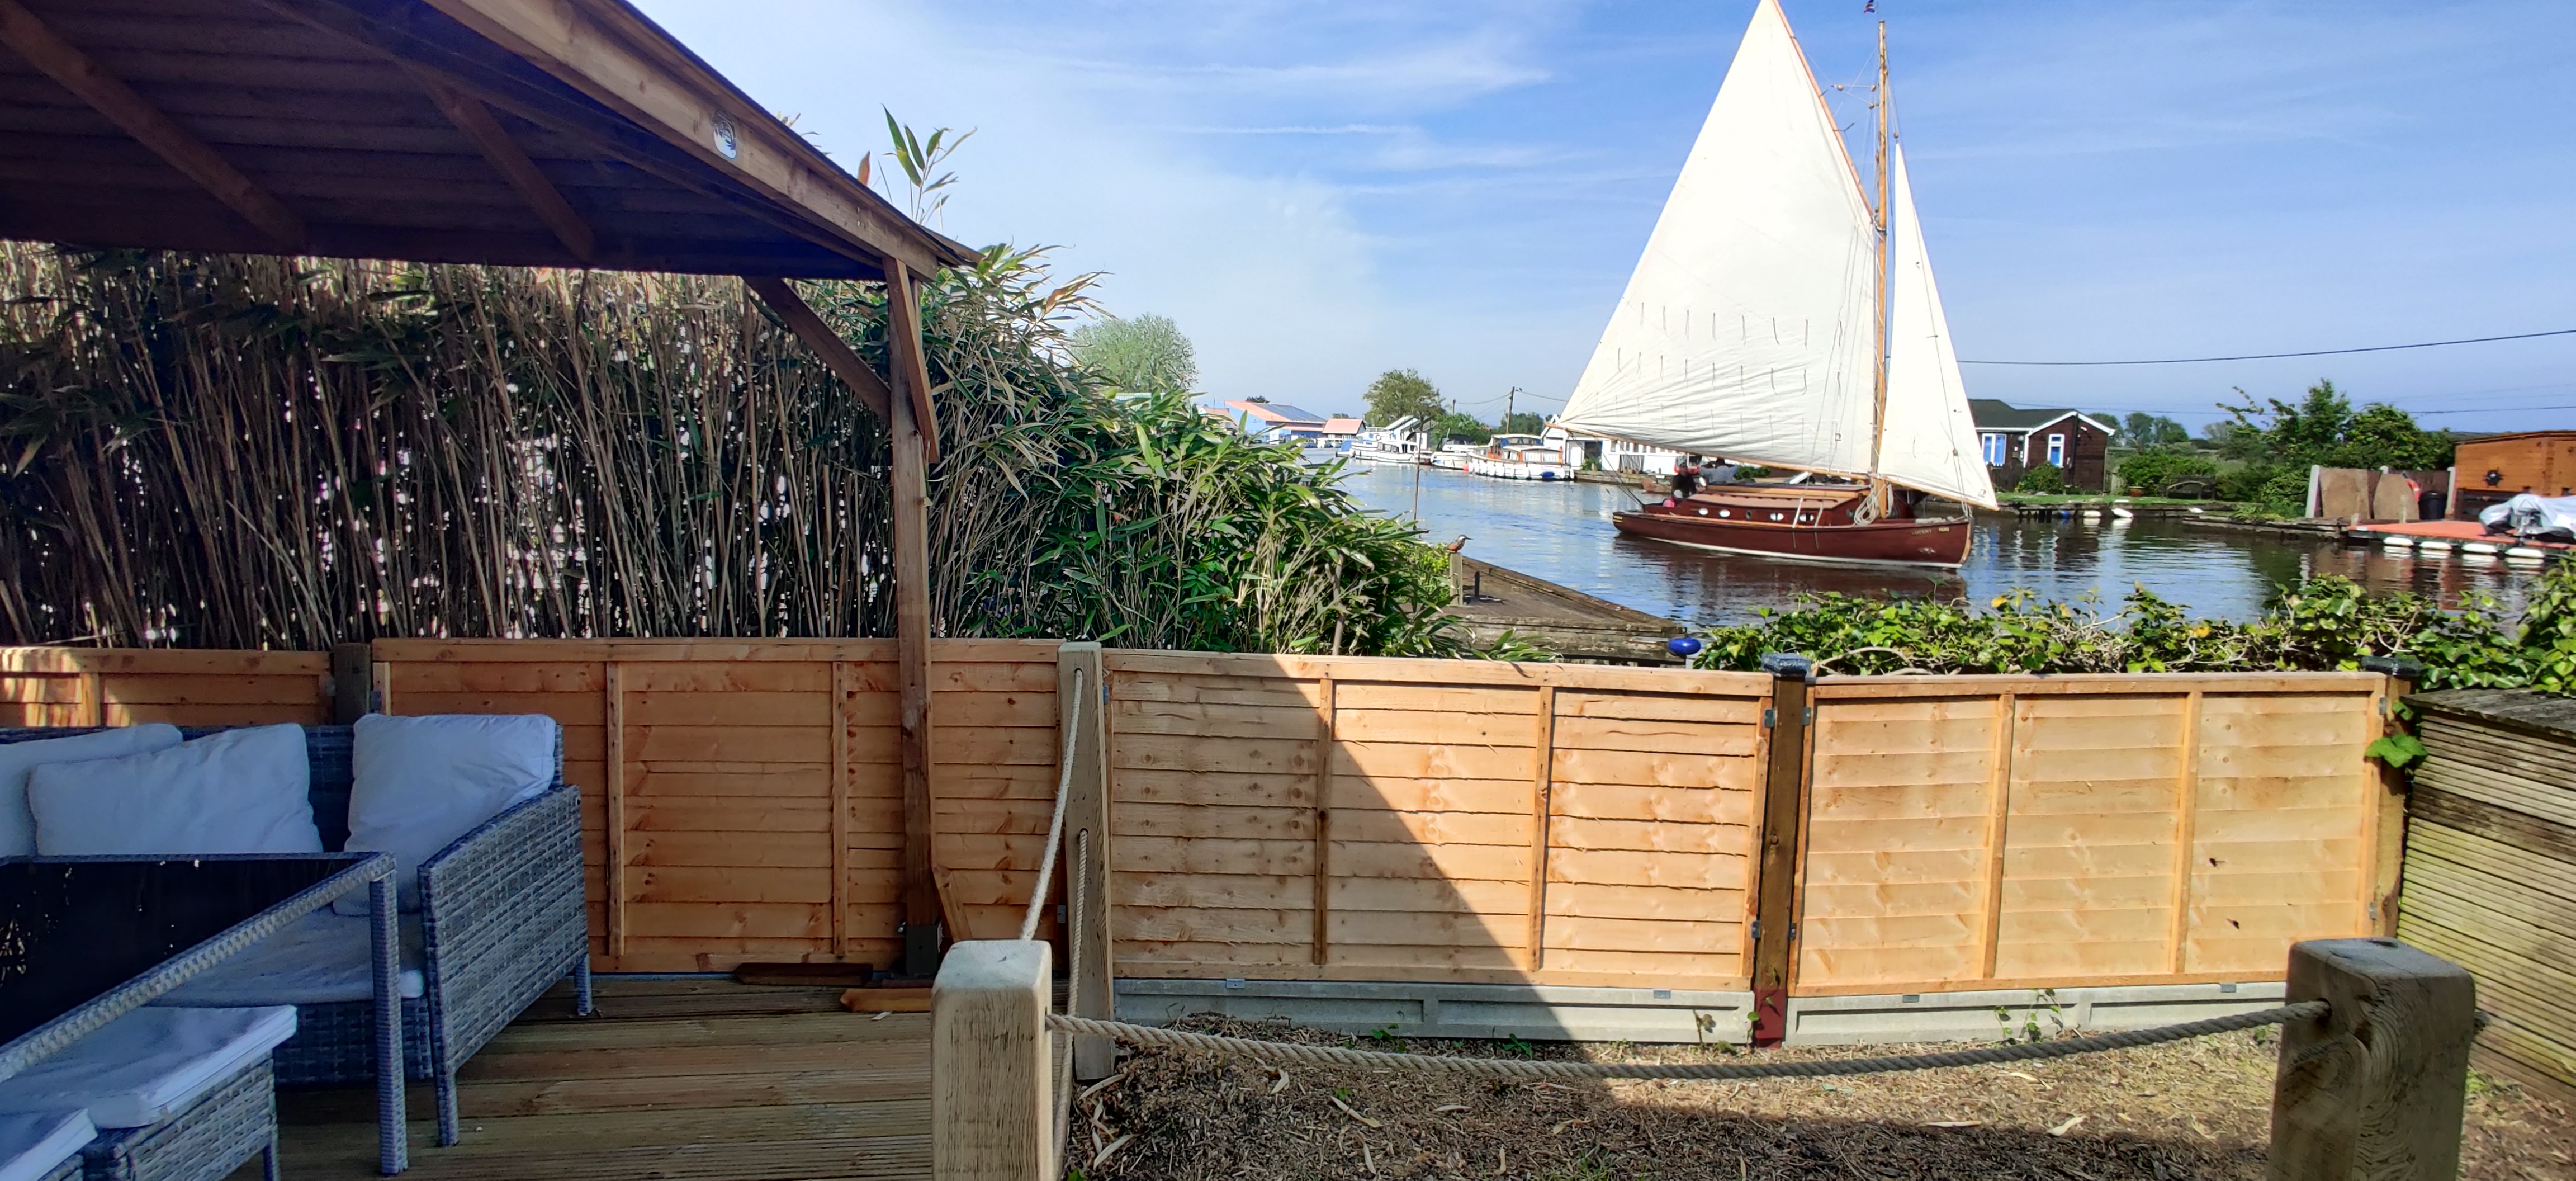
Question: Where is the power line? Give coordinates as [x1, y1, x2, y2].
[2413, 403, 2576, 417]
[1958, 328, 2576, 367]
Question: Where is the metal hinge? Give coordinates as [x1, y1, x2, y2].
[1750, 920, 1759, 941]
[1762, 707, 1774, 729]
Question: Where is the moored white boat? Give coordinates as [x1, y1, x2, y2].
[1348, 416, 1432, 464]
[1466, 434, 1571, 481]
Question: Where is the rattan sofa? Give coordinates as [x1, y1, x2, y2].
[0, 724, 593, 1148]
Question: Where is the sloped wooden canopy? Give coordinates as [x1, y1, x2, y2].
[0, 0, 964, 987]
[0, 0, 973, 279]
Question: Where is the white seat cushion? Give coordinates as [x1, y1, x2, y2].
[0, 1110, 93, 1181]
[155, 910, 425, 1008]
[27, 725, 320, 856]
[0, 1007, 294, 1130]
[0, 725, 183, 857]
[334, 713, 556, 914]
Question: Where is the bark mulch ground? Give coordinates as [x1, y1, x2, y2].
[1073, 1017, 2574, 1180]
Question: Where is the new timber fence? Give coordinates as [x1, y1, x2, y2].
[0, 644, 2400, 1014]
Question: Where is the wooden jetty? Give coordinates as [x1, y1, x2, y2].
[1447, 556, 1682, 664]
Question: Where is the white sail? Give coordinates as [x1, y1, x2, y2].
[1554, 0, 1879, 477]
[1875, 140, 1997, 508]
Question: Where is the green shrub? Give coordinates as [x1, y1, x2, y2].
[2219, 462, 2286, 504]
[1682, 568, 2556, 691]
[2115, 450, 2219, 497]
[2012, 463, 2068, 494]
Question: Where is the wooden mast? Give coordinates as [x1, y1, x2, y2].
[1864, 18, 1892, 515]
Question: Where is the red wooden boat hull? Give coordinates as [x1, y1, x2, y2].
[1613, 504, 1973, 566]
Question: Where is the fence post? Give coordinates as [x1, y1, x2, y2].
[1749, 652, 1811, 1047]
[935, 940, 1054, 1181]
[2268, 938, 2475, 1181]
[2357, 656, 2422, 939]
[1056, 641, 1116, 1080]
[330, 643, 372, 723]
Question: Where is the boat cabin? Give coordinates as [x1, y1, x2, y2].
[1968, 400, 2113, 491]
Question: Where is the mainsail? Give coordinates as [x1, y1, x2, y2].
[1554, 0, 1879, 478]
[1874, 139, 1998, 508]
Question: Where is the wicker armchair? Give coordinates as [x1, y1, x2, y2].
[0, 724, 592, 1149]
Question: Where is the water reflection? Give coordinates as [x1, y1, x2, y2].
[1336, 462, 2529, 624]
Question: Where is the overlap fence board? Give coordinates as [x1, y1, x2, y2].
[2399, 693, 2576, 1096]
[0, 644, 2397, 1002]
[1101, 651, 1773, 990]
[1796, 673, 2384, 998]
[373, 637, 1060, 973]
[0, 649, 329, 727]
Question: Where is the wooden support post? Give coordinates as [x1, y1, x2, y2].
[330, 643, 373, 724]
[2165, 690, 2204, 972]
[832, 660, 858, 958]
[934, 940, 1054, 1181]
[2359, 656, 2422, 938]
[72, 670, 101, 729]
[603, 661, 628, 962]
[1526, 685, 1556, 971]
[881, 260, 943, 464]
[885, 261, 943, 977]
[1976, 692, 2023, 980]
[2268, 937, 2476, 1181]
[0, 0, 304, 248]
[370, 661, 393, 719]
[1055, 642, 1114, 1079]
[1749, 653, 1811, 1047]
[1310, 675, 1336, 967]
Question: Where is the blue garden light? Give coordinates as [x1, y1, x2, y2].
[1667, 636, 1704, 658]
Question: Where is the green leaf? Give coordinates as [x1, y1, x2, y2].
[2365, 733, 2427, 770]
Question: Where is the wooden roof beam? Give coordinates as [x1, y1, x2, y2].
[744, 276, 891, 421]
[0, 0, 305, 249]
[881, 259, 943, 465]
[418, 75, 595, 262]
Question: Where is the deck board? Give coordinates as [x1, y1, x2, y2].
[257, 980, 934, 1181]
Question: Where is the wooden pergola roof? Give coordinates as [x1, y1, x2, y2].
[0, 0, 973, 279]
[0, 0, 967, 988]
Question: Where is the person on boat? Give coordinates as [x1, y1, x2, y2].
[1670, 456, 1704, 500]
[1706, 459, 1740, 486]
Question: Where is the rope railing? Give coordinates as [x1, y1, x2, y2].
[1044, 1000, 2326, 1082]
[1017, 667, 1084, 942]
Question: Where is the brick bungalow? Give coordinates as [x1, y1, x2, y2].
[1969, 399, 2114, 492]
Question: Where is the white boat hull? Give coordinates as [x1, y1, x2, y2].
[1467, 457, 1569, 481]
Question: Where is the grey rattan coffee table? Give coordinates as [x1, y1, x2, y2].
[0, 853, 407, 1174]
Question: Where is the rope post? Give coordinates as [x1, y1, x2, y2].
[1056, 641, 1115, 1080]
[2268, 938, 2476, 1181]
[935, 940, 1054, 1181]
[1749, 652, 1813, 1047]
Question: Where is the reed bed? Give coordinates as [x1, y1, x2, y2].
[0, 244, 1456, 654]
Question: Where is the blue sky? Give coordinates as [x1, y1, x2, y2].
[636, 0, 2575, 433]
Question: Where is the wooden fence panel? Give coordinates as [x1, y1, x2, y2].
[372, 637, 1059, 973]
[1797, 673, 2384, 997]
[1102, 651, 1772, 990]
[0, 650, 328, 728]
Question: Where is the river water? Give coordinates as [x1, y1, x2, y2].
[1337, 461, 2530, 625]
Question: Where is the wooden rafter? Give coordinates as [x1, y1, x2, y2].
[880, 259, 943, 464]
[0, 0, 305, 248]
[418, 74, 595, 262]
[744, 277, 892, 419]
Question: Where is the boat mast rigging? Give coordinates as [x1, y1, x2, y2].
[1864, 18, 1892, 514]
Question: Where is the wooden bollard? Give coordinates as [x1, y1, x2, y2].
[2269, 938, 2476, 1181]
[934, 941, 1054, 1181]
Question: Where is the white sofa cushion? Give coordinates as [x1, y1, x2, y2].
[0, 725, 183, 857]
[27, 725, 319, 856]
[0, 1110, 93, 1181]
[154, 910, 425, 1007]
[0, 1007, 295, 1130]
[334, 713, 556, 914]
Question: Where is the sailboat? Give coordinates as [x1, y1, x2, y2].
[1555, 0, 1996, 567]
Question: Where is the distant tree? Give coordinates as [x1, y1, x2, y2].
[1498, 410, 1547, 436]
[1433, 410, 1490, 445]
[2338, 403, 2455, 470]
[2120, 412, 2190, 449]
[1069, 314, 1197, 393]
[2218, 380, 2452, 469]
[2221, 380, 2352, 461]
[1363, 369, 1444, 427]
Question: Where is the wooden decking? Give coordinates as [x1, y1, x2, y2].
[253, 980, 933, 1181]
